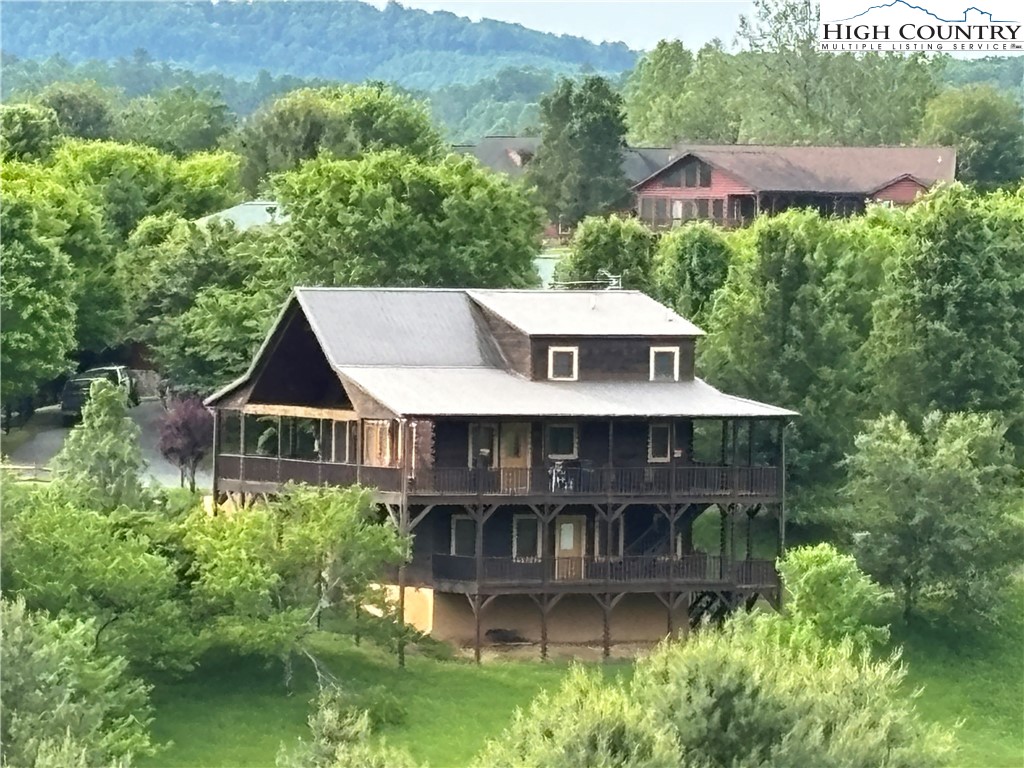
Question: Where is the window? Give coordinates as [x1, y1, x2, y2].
[548, 346, 578, 381]
[696, 199, 710, 218]
[683, 162, 698, 187]
[654, 198, 669, 225]
[712, 199, 724, 221]
[681, 200, 696, 221]
[596, 518, 624, 559]
[640, 197, 654, 223]
[649, 423, 671, 463]
[219, 411, 242, 454]
[363, 420, 394, 466]
[663, 168, 683, 188]
[331, 421, 350, 463]
[468, 423, 498, 468]
[513, 515, 541, 560]
[650, 347, 680, 381]
[450, 515, 476, 556]
[547, 424, 578, 459]
[698, 162, 712, 187]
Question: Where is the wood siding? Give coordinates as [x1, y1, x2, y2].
[474, 304, 532, 377]
[531, 337, 695, 381]
[637, 158, 754, 199]
[874, 178, 927, 205]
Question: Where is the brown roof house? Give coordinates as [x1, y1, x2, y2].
[629, 144, 955, 228]
[206, 287, 796, 658]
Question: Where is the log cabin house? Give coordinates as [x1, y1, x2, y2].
[206, 288, 797, 658]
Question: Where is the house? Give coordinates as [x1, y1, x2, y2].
[632, 145, 956, 228]
[458, 137, 955, 230]
[205, 288, 796, 658]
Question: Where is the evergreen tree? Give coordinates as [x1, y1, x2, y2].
[53, 379, 149, 511]
[528, 76, 629, 226]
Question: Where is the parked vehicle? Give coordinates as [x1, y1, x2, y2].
[60, 366, 139, 426]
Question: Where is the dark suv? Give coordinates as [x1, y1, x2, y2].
[60, 366, 140, 426]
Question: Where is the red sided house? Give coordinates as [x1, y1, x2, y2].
[206, 288, 796, 658]
[631, 145, 955, 228]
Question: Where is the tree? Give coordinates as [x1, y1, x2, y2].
[167, 150, 244, 220]
[473, 666, 680, 768]
[554, 214, 655, 291]
[182, 485, 408, 686]
[0, 172, 77, 406]
[1, 597, 157, 766]
[700, 208, 893, 491]
[623, 41, 694, 145]
[630, 618, 955, 767]
[775, 543, 892, 650]
[867, 184, 1024, 447]
[652, 221, 732, 325]
[273, 151, 542, 288]
[51, 139, 174, 240]
[736, 0, 938, 144]
[159, 397, 214, 492]
[37, 80, 117, 139]
[527, 76, 629, 225]
[118, 86, 235, 156]
[53, 379, 150, 511]
[917, 84, 1024, 188]
[1, 488, 195, 670]
[237, 84, 444, 193]
[0, 102, 60, 160]
[840, 411, 1024, 622]
[2, 160, 123, 355]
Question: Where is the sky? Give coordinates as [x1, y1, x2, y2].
[364, 1, 755, 51]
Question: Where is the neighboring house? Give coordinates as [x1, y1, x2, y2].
[195, 199, 289, 231]
[458, 137, 955, 230]
[632, 145, 956, 229]
[206, 288, 796, 657]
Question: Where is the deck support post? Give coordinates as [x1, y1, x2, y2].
[529, 593, 564, 661]
[592, 593, 625, 660]
[719, 506, 728, 579]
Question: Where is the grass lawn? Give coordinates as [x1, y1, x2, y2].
[145, 580, 1023, 768]
[894, 584, 1024, 768]
[145, 635, 626, 768]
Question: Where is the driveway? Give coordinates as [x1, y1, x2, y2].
[3, 399, 213, 490]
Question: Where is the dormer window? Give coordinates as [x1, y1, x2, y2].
[548, 346, 578, 381]
[650, 347, 680, 381]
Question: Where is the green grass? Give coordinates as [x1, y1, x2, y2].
[145, 636, 625, 768]
[893, 586, 1024, 768]
[145, 583, 1023, 767]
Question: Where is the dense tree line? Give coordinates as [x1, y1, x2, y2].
[1, 1, 633, 89]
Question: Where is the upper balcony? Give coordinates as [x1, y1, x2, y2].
[215, 455, 781, 503]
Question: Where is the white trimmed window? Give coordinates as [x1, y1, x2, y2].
[513, 515, 541, 560]
[650, 347, 680, 381]
[595, 518, 624, 559]
[649, 423, 671, 463]
[450, 515, 476, 556]
[548, 346, 579, 381]
[547, 424, 578, 459]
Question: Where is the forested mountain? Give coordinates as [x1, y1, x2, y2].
[0, 1, 636, 89]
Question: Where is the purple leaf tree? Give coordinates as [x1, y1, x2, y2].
[158, 397, 214, 492]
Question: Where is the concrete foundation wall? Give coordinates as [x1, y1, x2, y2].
[427, 592, 688, 645]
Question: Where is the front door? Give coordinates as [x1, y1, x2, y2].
[499, 422, 530, 492]
[555, 515, 586, 580]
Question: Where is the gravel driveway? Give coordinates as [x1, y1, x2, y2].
[4, 399, 213, 490]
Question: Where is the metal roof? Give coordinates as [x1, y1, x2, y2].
[467, 290, 704, 337]
[195, 199, 289, 230]
[634, 145, 956, 194]
[337, 366, 796, 418]
[295, 288, 503, 368]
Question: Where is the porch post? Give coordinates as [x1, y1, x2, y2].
[719, 506, 728, 579]
[238, 411, 246, 485]
[212, 410, 220, 499]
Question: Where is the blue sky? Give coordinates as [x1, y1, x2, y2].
[366, 1, 755, 51]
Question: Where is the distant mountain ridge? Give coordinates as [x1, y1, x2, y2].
[0, 0, 638, 89]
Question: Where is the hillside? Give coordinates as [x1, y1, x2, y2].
[0, 0, 637, 89]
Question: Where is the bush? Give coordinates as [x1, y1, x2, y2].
[0, 597, 158, 766]
[473, 666, 680, 768]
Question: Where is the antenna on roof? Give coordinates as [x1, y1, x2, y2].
[550, 269, 622, 292]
